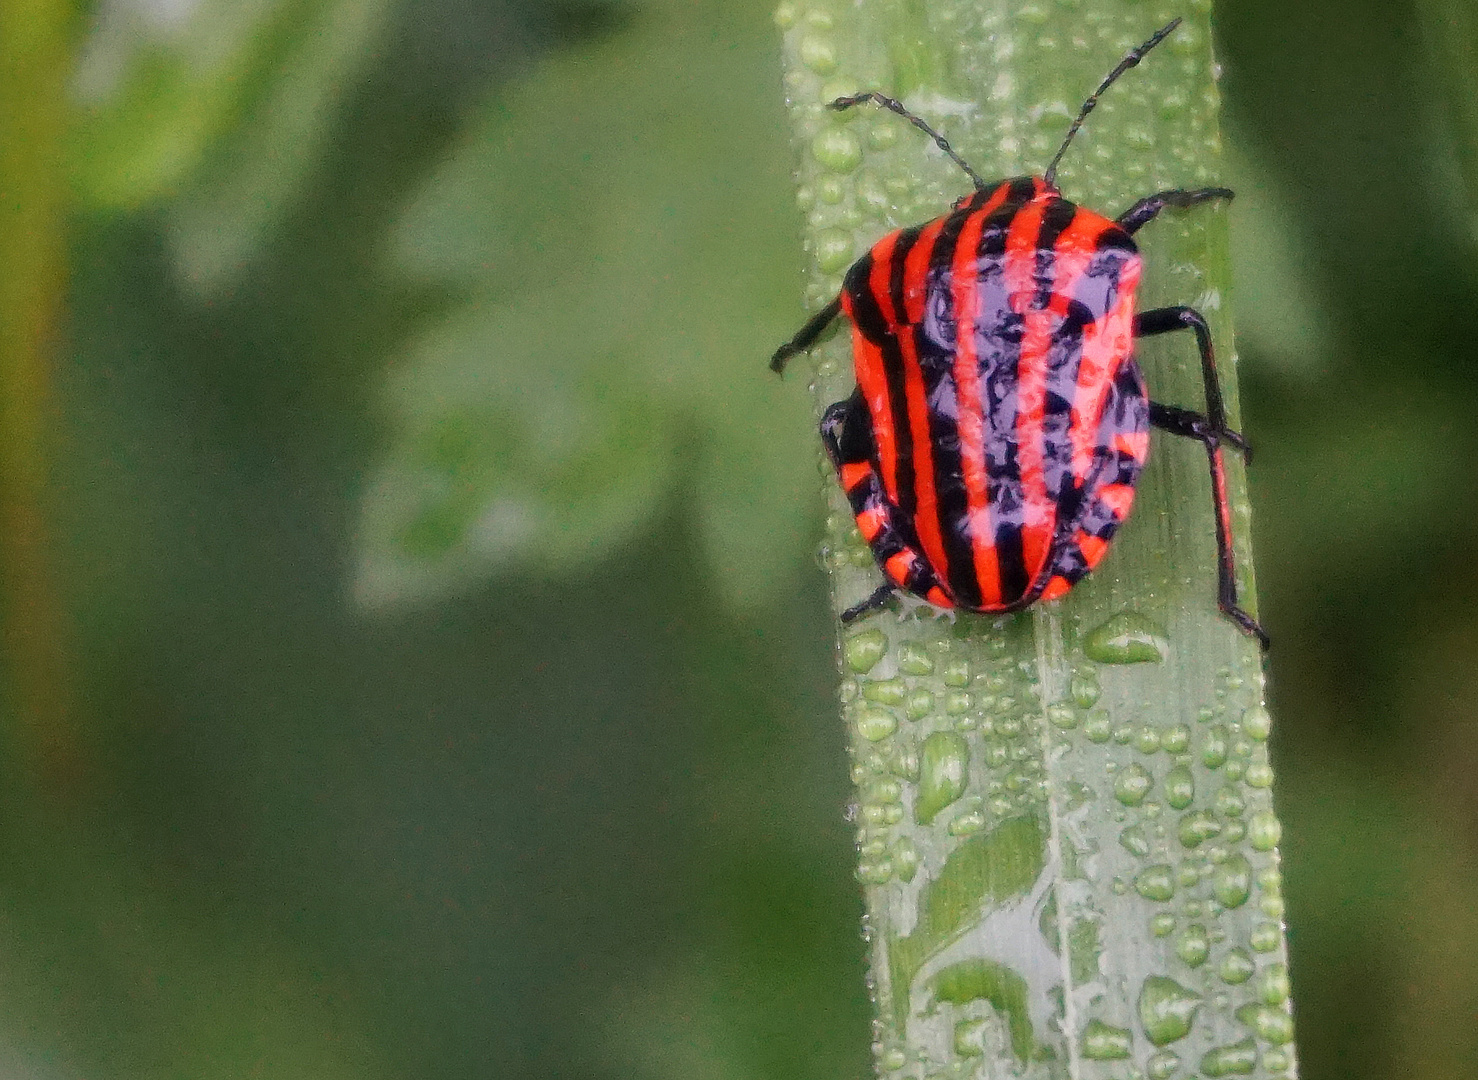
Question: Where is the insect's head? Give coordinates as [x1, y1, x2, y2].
[825, 17, 1185, 193]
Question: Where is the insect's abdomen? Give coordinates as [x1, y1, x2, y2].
[842, 178, 1146, 612]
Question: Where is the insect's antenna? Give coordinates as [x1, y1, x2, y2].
[829, 92, 988, 191]
[1044, 17, 1182, 187]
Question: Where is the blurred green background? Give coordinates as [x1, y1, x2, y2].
[2, 0, 1476, 1076]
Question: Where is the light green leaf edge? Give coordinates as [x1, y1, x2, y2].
[778, 2, 1298, 1078]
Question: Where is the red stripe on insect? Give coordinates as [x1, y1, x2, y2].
[839, 462, 871, 492]
[1039, 575, 1072, 602]
[869, 231, 901, 327]
[1006, 197, 1056, 585]
[856, 504, 886, 541]
[926, 586, 953, 608]
[844, 301, 901, 503]
[1076, 530, 1109, 569]
[1113, 430, 1149, 462]
[901, 217, 946, 325]
[951, 205, 1003, 606]
[884, 550, 915, 585]
[1098, 482, 1136, 520]
[1071, 255, 1142, 482]
[899, 326, 948, 578]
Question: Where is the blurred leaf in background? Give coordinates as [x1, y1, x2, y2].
[0, 0, 1474, 1077]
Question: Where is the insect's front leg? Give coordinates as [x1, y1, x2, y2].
[771, 297, 842, 373]
[822, 390, 953, 621]
[1115, 187, 1234, 236]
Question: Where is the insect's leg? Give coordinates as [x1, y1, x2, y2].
[821, 390, 953, 622]
[1137, 305, 1266, 648]
[1115, 188, 1233, 236]
[1146, 401, 1269, 649]
[1134, 306, 1249, 458]
[771, 297, 843, 374]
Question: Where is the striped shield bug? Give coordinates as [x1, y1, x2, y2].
[773, 18, 1268, 648]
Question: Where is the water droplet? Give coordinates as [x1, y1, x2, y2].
[915, 732, 970, 824]
[1084, 711, 1112, 742]
[816, 175, 845, 203]
[1263, 1047, 1293, 1072]
[1234, 1001, 1294, 1044]
[1164, 764, 1195, 809]
[863, 677, 907, 707]
[844, 629, 887, 673]
[856, 707, 896, 742]
[1138, 976, 1202, 1045]
[802, 9, 834, 30]
[1134, 864, 1176, 902]
[1212, 854, 1252, 908]
[1119, 824, 1150, 856]
[1177, 923, 1210, 967]
[893, 837, 920, 882]
[897, 640, 933, 676]
[1247, 810, 1281, 851]
[856, 858, 893, 884]
[1162, 723, 1191, 754]
[774, 2, 798, 29]
[1113, 724, 1134, 745]
[1150, 911, 1177, 937]
[1047, 702, 1077, 729]
[1136, 725, 1162, 755]
[890, 743, 920, 780]
[812, 127, 863, 173]
[1070, 674, 1100, 707]
[1260, 893, 1285, 919]
[1243, 761, 1274, 788]
[996, 714, 1022, 737]
[1115, 763, 1153, 806]
[1202, 724, 1229, 769]
[1179, 810, 1222, 848]
[880, 1047, 907, 1071]
[1241, 704, 1271, 741]
[952, 1015, 991, 1057]
[866, 119, 900, 152]
[1081, 1019, 1132, 1060]
[1257, 961, 1291, 1005]
[1146, 1048, 1180, 1080]
[903, 689, 933, 722]
[1200, 1036, 1257, 1076]
[1214, 785, 1246, 818]
[941, 658, 971, 687]
[1250, 922, 1282, 952]
[1219, 948, 1255, 984]
[944, 691, 972, 715]
[814, 228, 854, 273]
[798, 35, 839, 74]
[947, 807, 987, 835]
[1083, 611, 1168, 663]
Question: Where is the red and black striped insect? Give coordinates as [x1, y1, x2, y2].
[773, 18, 1267, 647]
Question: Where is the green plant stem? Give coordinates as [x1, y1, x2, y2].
[776, 2, 1297, 1077]
[0, 0, 77, 778]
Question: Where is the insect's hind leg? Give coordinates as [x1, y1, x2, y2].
[821, 390, 952, 621]
[771, 297, 842, 373]
[1137, 305, 1267, 648]
[1116, 187, 1233, 235]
